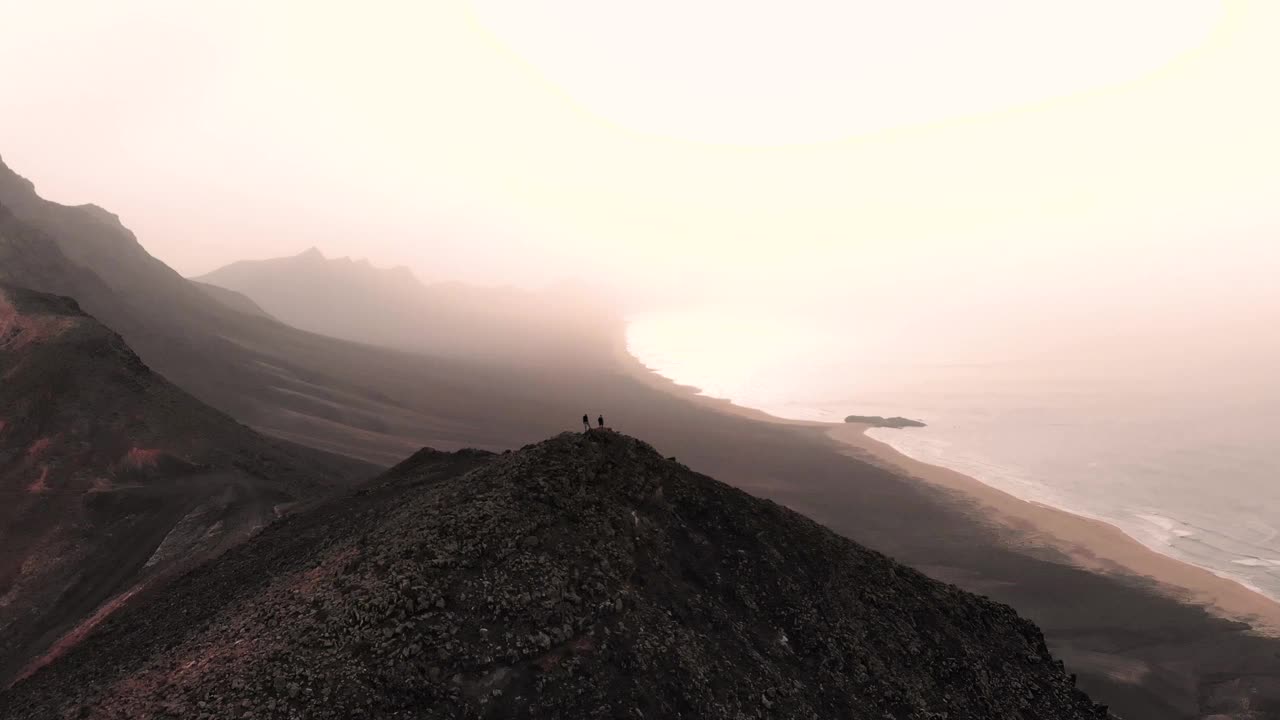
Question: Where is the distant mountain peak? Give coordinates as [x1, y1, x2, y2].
[0, 154, 38, 196]
[283, 247, 416, 280]
[202, 248, 424, 288]
[75, 203, 123, 226]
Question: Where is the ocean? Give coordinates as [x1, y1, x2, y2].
[626, 304, 1280, 602]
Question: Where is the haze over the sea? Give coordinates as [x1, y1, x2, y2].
[628, 299, 1280, 600]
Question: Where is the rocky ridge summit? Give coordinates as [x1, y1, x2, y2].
[1, 430, 1109, 719]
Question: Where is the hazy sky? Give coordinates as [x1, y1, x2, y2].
[2, 1, 1277, 323]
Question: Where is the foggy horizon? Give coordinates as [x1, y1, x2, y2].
[3, 1, 1276, 314]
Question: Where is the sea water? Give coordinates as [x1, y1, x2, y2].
[626, 304, 1280, 601]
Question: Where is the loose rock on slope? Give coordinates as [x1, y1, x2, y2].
[0, 430, 1111, 719]
[0, 285, 373, 687]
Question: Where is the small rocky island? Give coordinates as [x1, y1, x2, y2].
[845, 415, 927, 428]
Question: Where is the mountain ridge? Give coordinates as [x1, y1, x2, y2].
[0, 155, 619, 463]
[0, 430, 1111, 719]
[194, 247, 616, 364]
[0, 156, 549, 463]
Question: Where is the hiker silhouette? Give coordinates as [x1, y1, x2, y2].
[582, 414, 590, 432]
[597, 415, 605, 428]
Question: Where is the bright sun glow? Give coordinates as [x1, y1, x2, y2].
[0, 0, 1274, 318]
[470, 1, 1225, 143]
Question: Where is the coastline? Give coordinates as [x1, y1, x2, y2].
[616, 338, 1280, 636]
[613, 333, 828, 428]
[828, 422, 1280, 636]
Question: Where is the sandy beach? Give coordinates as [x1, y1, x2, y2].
[827, 422, 1280, 636]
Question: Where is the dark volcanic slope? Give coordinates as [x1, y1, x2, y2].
[1, 432, 1109, 719]
[0, 285, 374, 687]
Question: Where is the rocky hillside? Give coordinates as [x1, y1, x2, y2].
[0, 430, 1110, 719]
[0, 154, 608, 464]
[0, 285, 374, 687]
[192, 281, 276, 320]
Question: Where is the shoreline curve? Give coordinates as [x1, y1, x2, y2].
[616, 333, 1280, 636]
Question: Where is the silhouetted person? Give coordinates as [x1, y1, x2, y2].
[597, 415, 605, 428]
[582, 414, 590, 432]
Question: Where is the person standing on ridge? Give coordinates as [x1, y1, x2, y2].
[597, 415, 605, 428]
[582, 414, 590, 432]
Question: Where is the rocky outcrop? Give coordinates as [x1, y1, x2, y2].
[845, 415, 927, 428]
[1, 430, 1109, 719]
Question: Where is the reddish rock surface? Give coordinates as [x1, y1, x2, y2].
[0, 432, 1110, 719]
[0, 285, 376, 686]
